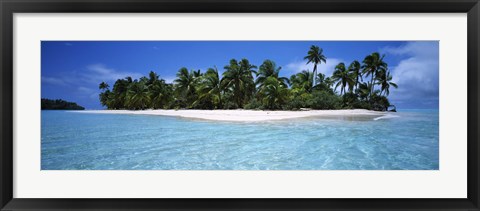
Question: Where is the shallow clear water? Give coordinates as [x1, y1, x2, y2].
[41, 110, 439, 170]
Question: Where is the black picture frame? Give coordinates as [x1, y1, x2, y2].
[1, 0, 479, 210]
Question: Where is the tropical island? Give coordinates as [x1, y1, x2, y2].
[42, 41, 439, 170]
[97, 45, 397, 113]
[41, 98, 85, 110]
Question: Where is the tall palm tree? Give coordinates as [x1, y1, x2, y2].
[126, 80, 150, 110]
[98, 82, 111, 108]
[261, 76, 289, 110]
[332, 62, 355, 96]
[362, 52, 387, 97]
[316, 72, 326, 85]
[238, 59, 257, 102]
[348, 60, 362, 92]
[376, 69, 398, 96]
[255, 60, 289, 89]
[195, 66, 223, 108]
[149, 78, 168, 109]
[357, 82, 372, 101]
[111, 77, 132, 109]
[304, 45, 327, 86]
[174, 67, 197, 107]
[147, 71, 159, 85]
[221, 59, 256, 108]
[99, 82, 109, 90]
[290, 70, 314, 93]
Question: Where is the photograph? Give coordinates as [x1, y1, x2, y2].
[41, 41, 439, 170]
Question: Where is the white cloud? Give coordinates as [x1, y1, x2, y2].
[382, 42, 438, 60]
[384, 42, 439, 107]
[44, 64, 144, 101]
[162, 76, 176, 84]
[283, 58, 345, 77]
[85, 64, 143, 82]
[77, 86, 94, 94]
[89, 92, 99, 99]
[42, 76, 67, 86]
[75, 86, 99, 101]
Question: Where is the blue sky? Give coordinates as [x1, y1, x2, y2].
[41, 41, 439, 109]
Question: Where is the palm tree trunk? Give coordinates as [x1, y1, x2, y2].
[369, 73, 375, 100]
[235, 80, 241, 108]
[370, 75, 374, 96]
[218, 91, 222, 109]
[313, 65, 317, 87]
[356, 76, 360, 92]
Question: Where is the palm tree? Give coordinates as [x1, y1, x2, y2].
[324, 77, 334, 90]
[99, 82, 109, 90]
[357, 82, 371, 101]
[192, 69, 202, 78]
[147, 71, 159, 85]
[348, 60, 362, 92]
[98, 82, 111, 108]
[261, 76, 289, 110]
[126, 80, 151, 110]
[174, 67, 197, 107]
[238, 59, 257, 102]
[221, 59, 256, 108]
[255, 60, 289, 89]
[290, 70, 314, 93]
[195, 66, 223, 108]
[332, 62, 355, 96]
[304, 45, 327, 86]
[376, 69, 398, 96]
[316, 72, 326, 85]
[362, 52, 387, 97]
[149, 78, 168, 109]
[99, 92, 110, 109]
[313, 72, 335, 93]
[110, 77, 132, 109]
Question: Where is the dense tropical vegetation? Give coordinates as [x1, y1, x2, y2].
[99, 45, 397, 111]
[42, 98, 85, 110]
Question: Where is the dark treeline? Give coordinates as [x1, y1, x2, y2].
[42, 98, 85, 110]
[99, 45, 398, 111]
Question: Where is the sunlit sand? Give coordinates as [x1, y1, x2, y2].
[75, 109, 387, 122]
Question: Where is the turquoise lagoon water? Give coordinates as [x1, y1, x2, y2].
[41, 110, 439, 170]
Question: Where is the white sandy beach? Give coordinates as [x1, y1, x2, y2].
[75, 109, 388, 122]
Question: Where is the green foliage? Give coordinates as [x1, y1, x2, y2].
[194, 67, 223, 109]
[304, 45, 327, 86]
[42, 98, 85, 110]
[370, 92, 391, 111]
[308, 91, 342, 110]
[342, 93, 370, 109]
[126, 80, 151, 110]
[244, 98, 264, 110]
[260, 76, 289, 110]
[97, 47, 398, 111]
[362, 52, 388, 97]
[332, 62, 355, 95]
[285, 88, 312, 110]
[256, 60, 289, 89]
[221, 59, 256, 108]
[174, 67, 199, 108]
[290, 70, 314, 94]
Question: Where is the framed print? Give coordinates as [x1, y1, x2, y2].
[1, 0, 479, 210]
